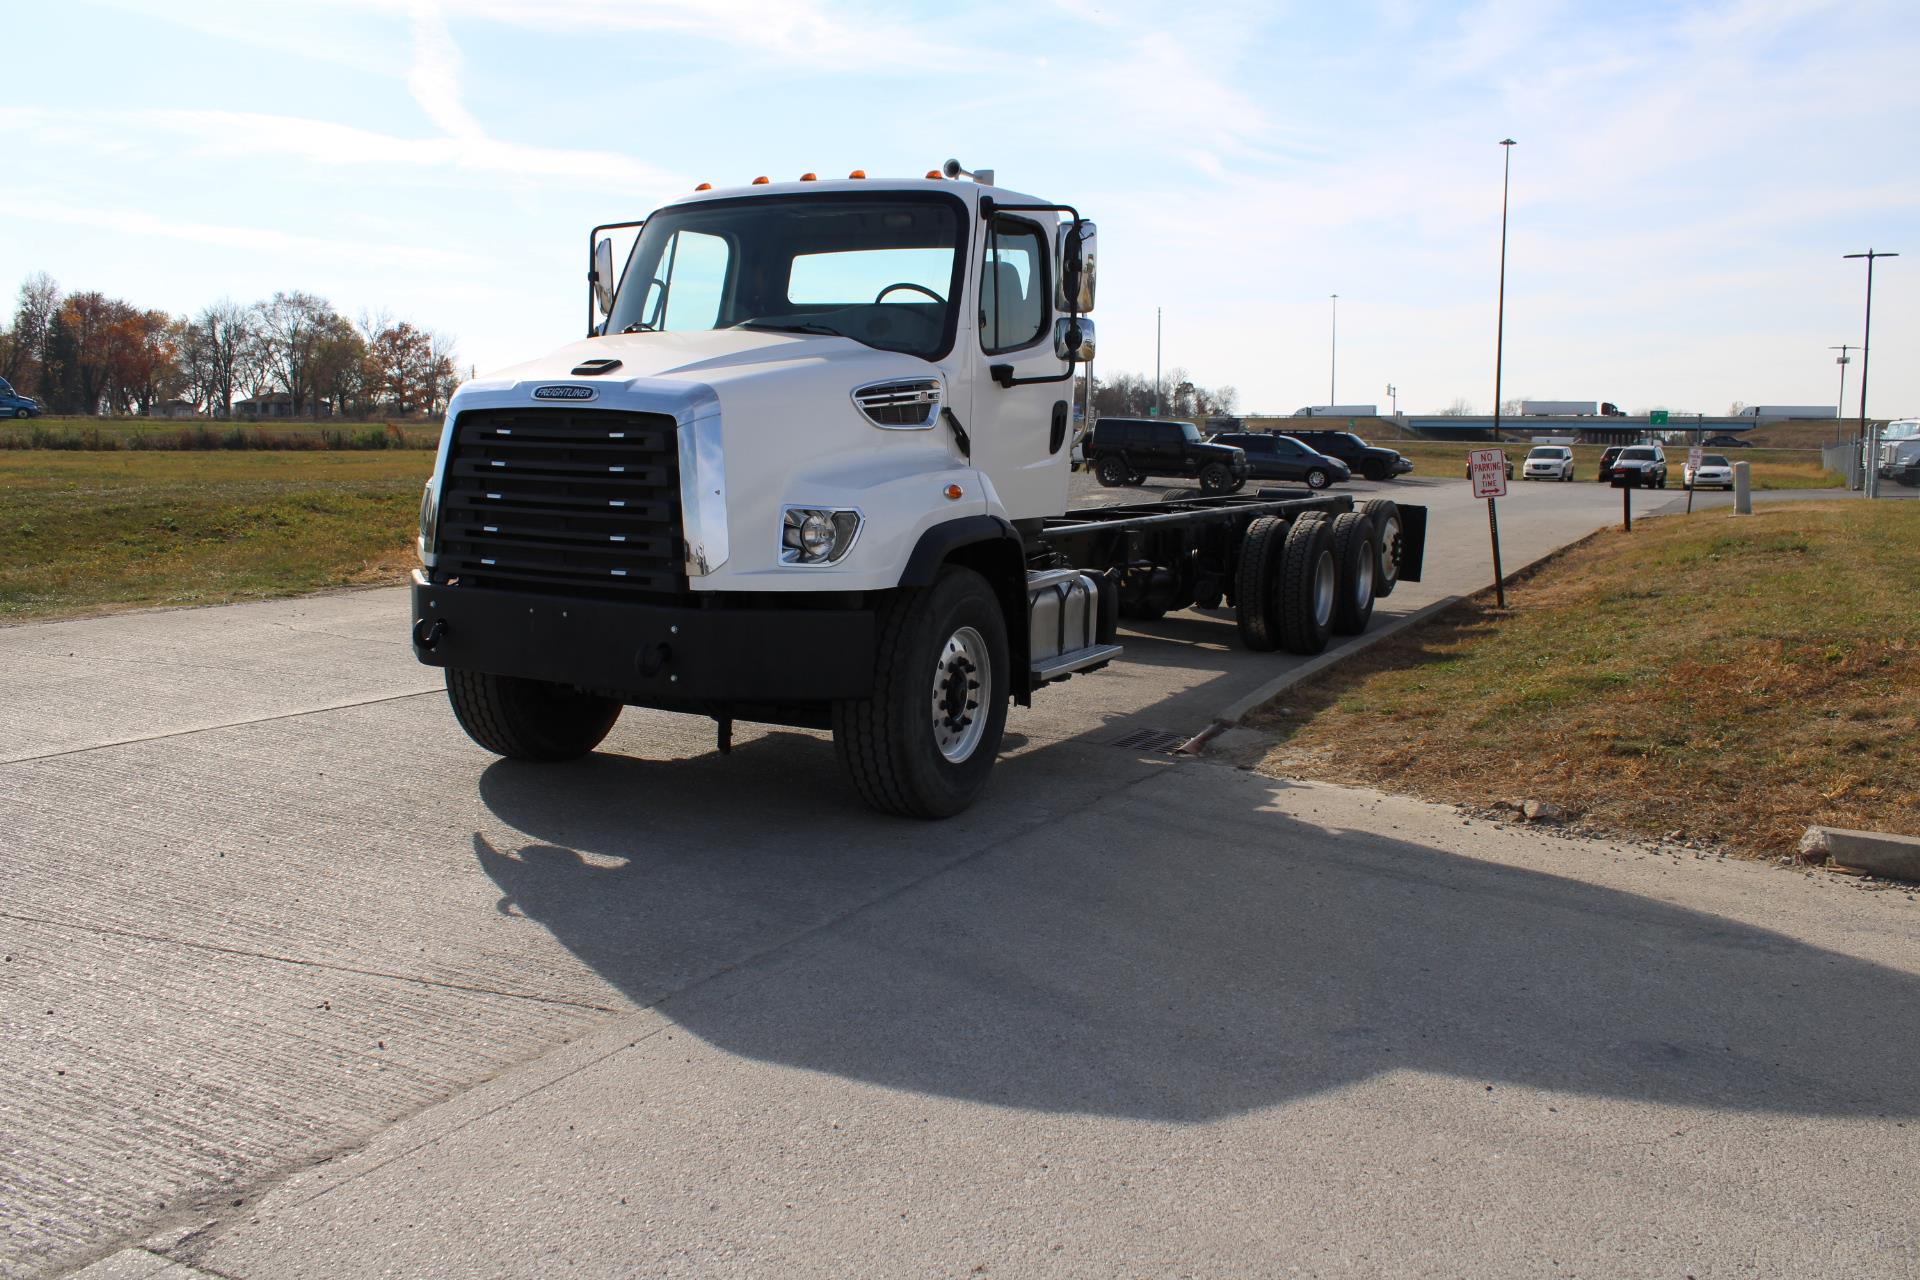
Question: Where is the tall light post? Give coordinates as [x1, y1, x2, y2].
[1844, 249, 1898, 497]
[1329, 294, 1338, 405]
[1487, 138, 1517, 609]
[1386, 382, 1398, 416]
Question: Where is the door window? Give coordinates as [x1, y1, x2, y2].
[979, 218, 1048, 353]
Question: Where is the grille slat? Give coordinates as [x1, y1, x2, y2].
[436, 408, 686, 598]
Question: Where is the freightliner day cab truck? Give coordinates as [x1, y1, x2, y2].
[410, 161, 1426, 817]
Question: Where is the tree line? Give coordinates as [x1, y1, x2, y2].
[0, 273, 460, 419]
[1084, 368, 1240, 420]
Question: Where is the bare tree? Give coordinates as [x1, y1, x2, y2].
[255, 291, 338, 414]
[2, 273, 63, 394]
[1441, 398, 1475, 416]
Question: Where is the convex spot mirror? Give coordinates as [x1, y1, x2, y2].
[591, 237, 616, 316]
[1054, 316, 1096, 363]
[1056, 220, 1097, 314]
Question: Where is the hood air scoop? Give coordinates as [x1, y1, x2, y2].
[571, 357, 623, 376]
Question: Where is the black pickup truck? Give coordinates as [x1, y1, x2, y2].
[1086, 417, 1250, 493]
[1284, 429, 1414, 481]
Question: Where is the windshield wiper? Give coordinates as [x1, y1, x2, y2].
[620, 322, 655, 334]
[737, 320, 843, 337]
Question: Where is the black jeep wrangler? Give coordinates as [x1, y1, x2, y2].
[1086, 418, 1249, 493]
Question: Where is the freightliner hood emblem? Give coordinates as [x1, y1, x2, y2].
[533, 384, 596, 401]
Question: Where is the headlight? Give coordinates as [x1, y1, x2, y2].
[781, 506, 862, 565]
[417, 482, 437, 563]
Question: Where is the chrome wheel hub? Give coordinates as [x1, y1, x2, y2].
[1313, 550, 1335, 629]
[931, 626, 991, 763]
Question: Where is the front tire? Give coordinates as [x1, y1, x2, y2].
[444, 669, 621, 762]
[1096, 455, 1130, 487]
[833, 567, 1009, 819]
[1199, 462, 1234, 494]
[1304, 468, 1331, 490]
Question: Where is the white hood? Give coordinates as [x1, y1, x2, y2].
[464, 328, 932, 396]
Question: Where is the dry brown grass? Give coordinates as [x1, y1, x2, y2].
[1251, 501, 1920, 858]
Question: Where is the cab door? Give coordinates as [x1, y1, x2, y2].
[965, 212, 1069, 522]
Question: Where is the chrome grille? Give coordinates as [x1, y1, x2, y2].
[435, 407, 685, 596]
[852, 378, 941, 428]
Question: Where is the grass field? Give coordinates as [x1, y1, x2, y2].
[1388, 439, 1842, 491]
[1, 450, 433, 620]
[0, 416, 439, 450]
[1250, 501, 1920, 859]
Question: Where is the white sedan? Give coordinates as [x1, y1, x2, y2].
[1685, 453, 1735, 490]
[1521, 446, 1576, 481]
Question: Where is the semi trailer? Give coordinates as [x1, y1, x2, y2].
[409, 163, 1426, 817]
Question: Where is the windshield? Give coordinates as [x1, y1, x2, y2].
[1702, 454, 1730, 466]
[605, 192, 966, 360]
[1181, 423, 1204, 443]
[1527, 447, 1568, 459]
[1622, 448, 1656, 460]
[1885, 421, 1920, 441]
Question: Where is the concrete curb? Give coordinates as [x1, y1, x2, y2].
[1181, 594, 1463, 753]
[1799, 826, 1920, 882]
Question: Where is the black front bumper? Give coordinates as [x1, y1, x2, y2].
[411, 574, 877, 703]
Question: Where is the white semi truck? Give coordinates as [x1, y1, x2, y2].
[410, 164, 1425, 817]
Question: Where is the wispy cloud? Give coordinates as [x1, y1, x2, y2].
[0, 191, 471, 269]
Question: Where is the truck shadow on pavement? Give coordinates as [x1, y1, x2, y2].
[473, 739, 1920, 1125]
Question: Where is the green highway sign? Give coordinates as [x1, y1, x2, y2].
[1650, 410, 1669, 425]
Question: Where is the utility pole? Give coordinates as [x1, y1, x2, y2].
[1329, 294, 1338, 405]
[1844, 249, 1898, 498]
[1488, 138, 1516, 609]
[1386, 382, 1398, 416]
[1830, 344, 1853, 451]
[1154, 306, 1162, 416]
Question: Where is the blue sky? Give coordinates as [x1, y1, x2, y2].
[3, 0, 1916, 416]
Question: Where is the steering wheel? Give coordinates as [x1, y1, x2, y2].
[874, 282, 943, 304]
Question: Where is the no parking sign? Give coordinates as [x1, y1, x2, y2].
[1469, 448, 1508, 499]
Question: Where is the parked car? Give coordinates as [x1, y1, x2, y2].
[1212, 432, 1351, 489]
[1463, 454, 1515, 480]
[1595, 446, 1624, 481]
[1284, 429, 1414, 481]
[1684, 453, 1735, 490]
[0, 377, 42, 419]
[1606, 444, 1669, 488]
[1521, 445, 1576, 481]
[1087, 418, 1250, 492]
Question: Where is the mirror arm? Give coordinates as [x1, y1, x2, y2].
[586, 217, 645, 337]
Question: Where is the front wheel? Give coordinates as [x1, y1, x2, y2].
[444, 669, 621, 761]
[1304, 468, 1331, 490]
[1096, 456, 1130, 487]
[11, 409, 27, 420]
[834, 567, 1009, 819]
[1199, 462, 1234, 494]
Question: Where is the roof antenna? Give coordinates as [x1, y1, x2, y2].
[942, 158, 995, 185]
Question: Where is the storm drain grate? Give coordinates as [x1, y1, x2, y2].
[1110, 728, 1192, 753]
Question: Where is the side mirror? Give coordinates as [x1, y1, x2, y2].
[1056, 219, 1097, 314]
[1053, 316, 1096, 363]
[591, 237, 616, 316]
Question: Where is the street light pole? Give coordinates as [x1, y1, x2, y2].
[1844, 250, 1898, 498]
[1830, 344, 1853, 452]
[1386, 383, 1398, 416]
[1329, 294, 1338, 405]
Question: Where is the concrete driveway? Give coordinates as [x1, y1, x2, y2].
[5, 472, 1915, 1279]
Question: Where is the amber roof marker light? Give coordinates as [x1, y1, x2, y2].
[751, 175, 770, 185]
[694, 182, 712, 191]
[847, 169, 867, 179]
[799, 172, 818, 181]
